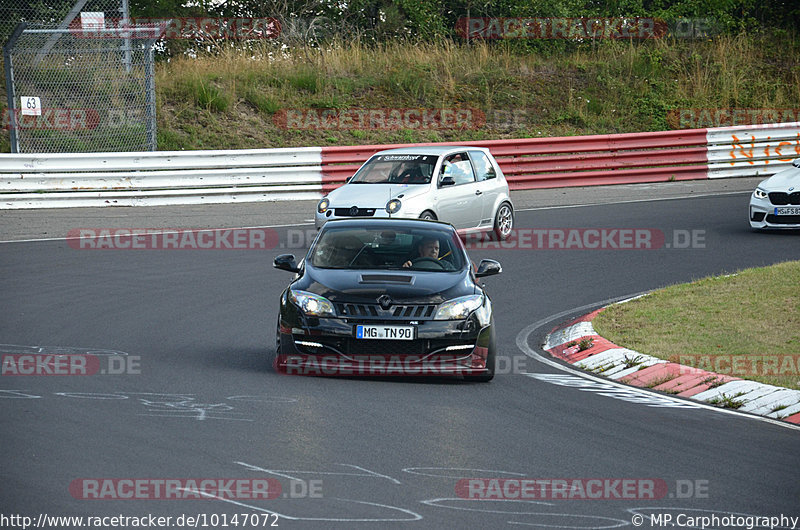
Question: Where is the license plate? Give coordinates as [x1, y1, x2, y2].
[775, 207, 800, 215]
[355, 325, 414, 340]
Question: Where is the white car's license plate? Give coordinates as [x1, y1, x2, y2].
[775, 206, 800, 215]
[355, 325, 414, 340]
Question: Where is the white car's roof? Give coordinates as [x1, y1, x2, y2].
[374, 146, 490, 156]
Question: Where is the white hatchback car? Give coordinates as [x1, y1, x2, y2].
[749, 158, 800, 229]
[315, 146, 514, 239]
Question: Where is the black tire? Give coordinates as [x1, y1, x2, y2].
[419, 210, 437, 221]
[493, 202, 514, 241]
[268, 318, 281, 371]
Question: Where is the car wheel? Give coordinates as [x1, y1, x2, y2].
[419, 210, 437, 221]
[465, 320, 495, 383]
[493, 202, 514, 240]
[269, 318, 281, 371]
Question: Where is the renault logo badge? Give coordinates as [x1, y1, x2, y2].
[377, 294, 393, 309]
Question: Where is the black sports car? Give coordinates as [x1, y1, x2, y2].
[272, 218, 502, 381]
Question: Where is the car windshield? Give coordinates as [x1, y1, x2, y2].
[349, 154, 437, 185]
[310, 225, 465, 271]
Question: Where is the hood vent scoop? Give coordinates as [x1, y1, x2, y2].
[359, 274, 415, 284]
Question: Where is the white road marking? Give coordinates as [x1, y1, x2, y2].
[402, 467, 525, 479]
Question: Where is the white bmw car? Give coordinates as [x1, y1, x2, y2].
[749, 158, 800, 229]
[315, 146, 514, 239]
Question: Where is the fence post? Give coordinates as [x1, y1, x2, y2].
[3, 22, 27, 154]
[145, 38, 157, 151]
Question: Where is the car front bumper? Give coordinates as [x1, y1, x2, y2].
[314, 208, 422, 230]
[749, 196, 800, 229]
[276, 315, 492, 377]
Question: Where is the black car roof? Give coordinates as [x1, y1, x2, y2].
[320, 218, 456, 231]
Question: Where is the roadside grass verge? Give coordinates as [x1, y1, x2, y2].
[593, 261, 800, 390]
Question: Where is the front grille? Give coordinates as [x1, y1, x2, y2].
[334, 207, 376, 217]
[392, 305, 436, 318]
[766, 214, 800, 224]
[768, 192, 800, 205]
[335, 303, 436, 320]
[337, 303, 379, 317]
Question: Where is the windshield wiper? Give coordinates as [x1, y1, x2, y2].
[347, 244, 371, 267]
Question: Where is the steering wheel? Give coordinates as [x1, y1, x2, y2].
[411, 256, 446, 270]
[397, 169, 417, 183]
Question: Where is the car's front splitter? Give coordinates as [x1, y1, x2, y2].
[273, 350, 490, 377]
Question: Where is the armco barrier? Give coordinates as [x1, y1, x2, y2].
[0, 148, 323, 209]
[1, 122, 798, 209]
[320, 121, 800, 193]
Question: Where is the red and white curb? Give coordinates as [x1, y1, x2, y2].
[544, 308, 800, 424]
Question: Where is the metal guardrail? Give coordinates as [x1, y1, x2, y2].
[0, 148, 323, 208]
[1, 123, 798, 209]
[320, 122, 800, 192]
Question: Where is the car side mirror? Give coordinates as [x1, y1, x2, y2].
[345, 175, 354, 183]
[439, 176, 456, 187]
[793, 158, 800, 168]
[274, 254, 300, 273]
[475, 259, 502, 278]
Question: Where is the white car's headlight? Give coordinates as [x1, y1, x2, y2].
[386, 198, 402, 214]
[753, 188, 768, 200]
[434, 295, 484, 320]
[317, 197, 330, 214]
[290, 290, 336, 317]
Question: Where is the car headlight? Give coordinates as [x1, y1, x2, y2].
[434, 295, 484, 320]
[386, 198, 402, 214]
[753, 188, 768, 200]
[317, 197, 330, 214]
[290, 290, 336, 317]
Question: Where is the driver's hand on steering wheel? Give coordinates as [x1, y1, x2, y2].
[402, 260, 413, 268]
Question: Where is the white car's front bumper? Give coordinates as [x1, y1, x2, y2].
[749, 194, 800, 229]
[314, 208, 421, 230]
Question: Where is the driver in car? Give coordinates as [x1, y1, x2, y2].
[392, 161, 426, 184]
[402, 237, 440, 268]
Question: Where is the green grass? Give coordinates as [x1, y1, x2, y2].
[1, 31, 799, 151]
[593, 261, 800, 390]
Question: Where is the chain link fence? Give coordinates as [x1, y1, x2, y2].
[2, 0, 159, 152]
[1, 0, 116, 44]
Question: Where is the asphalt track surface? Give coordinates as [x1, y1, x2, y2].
[1, 181, 799, 529]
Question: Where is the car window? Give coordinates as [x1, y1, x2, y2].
[350, 155, 436, 184]
[469, 150, 497, 181]
[311, 226, 464, 271]
[440, 153, 476, 186]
